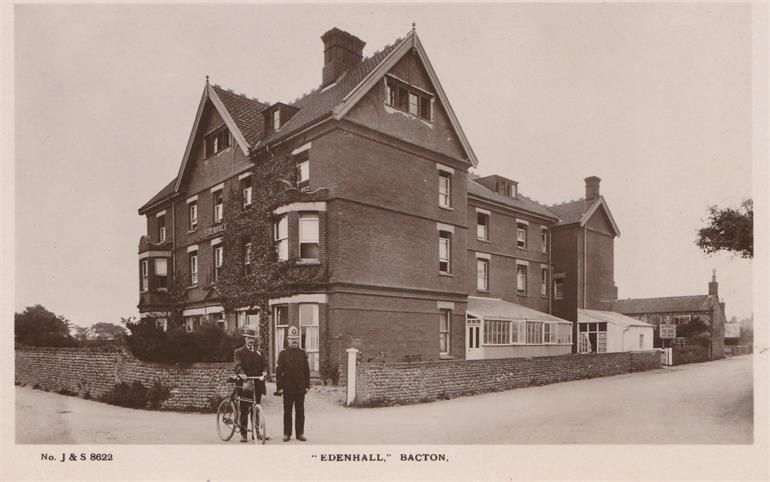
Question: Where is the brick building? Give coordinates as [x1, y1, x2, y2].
[548, 177, 621, 351]
[610, 270, 726, 360]
[137, 27, 614, 373]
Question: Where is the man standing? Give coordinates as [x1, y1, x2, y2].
[275, 325, 310, 442]
[234, 325, 268, 443]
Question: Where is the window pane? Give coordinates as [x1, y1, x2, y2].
[408, 92, 419, 115]
[299, 304, 319, 326]
[299, 214, 319, 243]
[155, 258, 168, 276]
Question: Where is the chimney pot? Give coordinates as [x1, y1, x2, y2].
[585, 176, 601, 201]
[321, 28, 365, 88]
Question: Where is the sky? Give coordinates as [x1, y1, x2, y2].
[12, 3, 758, 326]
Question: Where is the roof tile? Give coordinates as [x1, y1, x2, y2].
[467, 178, 557, 220]
[611, 295, 716, 314]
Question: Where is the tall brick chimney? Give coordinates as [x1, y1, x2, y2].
[709, 269, 718, 297]
[321, 28, 365, 88]
[585, 176, 601, 201]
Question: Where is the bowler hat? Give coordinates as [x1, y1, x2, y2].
[241, 325, 259, 338]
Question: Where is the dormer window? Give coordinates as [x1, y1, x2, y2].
[385, 76, 433, 121]
[204, 126, 230, 158]
[507, 184, 517, 198]
[272, 110, 281, 130]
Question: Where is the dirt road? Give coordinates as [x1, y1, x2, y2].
[16, 355, 753, 444]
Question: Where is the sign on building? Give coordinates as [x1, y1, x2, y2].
[659, 324, 676, 339]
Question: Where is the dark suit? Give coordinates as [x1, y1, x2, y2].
[276, 346, 310, 437]
[234, 345, 268, 437]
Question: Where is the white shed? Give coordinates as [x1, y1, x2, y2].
[578, 309, 654, 353]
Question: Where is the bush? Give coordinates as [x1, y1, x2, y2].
[101, 381, 149, 409]
[124, 318, 242, 364]
[147, 379, 171, 409]
[672, 345, 709, 365]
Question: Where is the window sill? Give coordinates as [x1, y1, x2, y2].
[439, 205, 454, 211]
[477, 237, 490, 243]
[517, 293, 528, 297]
[187, 284, 198, 290]
[158, 288, 168, 292]
[187, 228, 198, 234]
[140, 289, 149, 294]
[517, 247, 528, 251]
[297, 259, 321, 265]
[439, 354, 453, 360]
[477, 288, 490, 293]
[439, 272, 453, 278]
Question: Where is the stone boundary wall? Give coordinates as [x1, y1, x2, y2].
[15, 347, 232, 410]
[354, 351, 661, 406]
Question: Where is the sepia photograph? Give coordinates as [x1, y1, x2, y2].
[3, 2, 768, 481]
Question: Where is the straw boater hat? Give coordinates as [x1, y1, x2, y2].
[287, 326, 300, 340]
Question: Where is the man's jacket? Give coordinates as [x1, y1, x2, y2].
[276, 347, 310, 394]
[234, 345, 268, 396]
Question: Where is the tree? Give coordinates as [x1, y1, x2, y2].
[696, 199, 753, 258]
[15, 305, 78, 347]
[90, 322, 127, 340]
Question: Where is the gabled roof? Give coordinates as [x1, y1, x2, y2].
[467, 296, 572, 323]
[548, 196, 620, 236]
[142, 28, 481, 211]
[611, 295, 718, 315]
[211, 85, 269, 146]
[138, 178, 177, 214]
[467, 177, 557, 221]
[257, 40, 402, 147]
[579, 309, 653, 328]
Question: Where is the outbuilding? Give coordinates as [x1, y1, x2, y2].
[577, 309, 654, 353]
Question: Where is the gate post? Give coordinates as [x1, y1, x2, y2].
[346, 348, 359, 406]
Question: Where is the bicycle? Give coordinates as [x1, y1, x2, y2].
[216, 374, 267, 444]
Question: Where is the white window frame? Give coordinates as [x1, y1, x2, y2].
[244, 242, 252, 273]
[241, 177, 253, 208]
[517, 264, 528, 295]
[543, 323, 556, 344]
[299, 213, 320, 261]
[272, 110, 281, 130]
[526, 321, 543, 344]
[158, 214, 166, 242]
[297, 159, 310, 185]
[189, 202, 198, 230]
[213, 189, 224, 224]
[477, 211, 489, 240]
[438, 171, 451, 208]
[189, 251, 198, 285]
[439, 309, 451, 355]
[155, 258, 168, 289]
[274, 215, 288, 261]
[477, 258, 489, 291]
[541, 267, 548, 298]
[483, 319, 511, 345]
[439, 231, 451, 274]
[553, 278, 564, 300]
[516, 223, 528, 249]
[140, 259, 149, 292]
[541, 228, 548, 254]
[214, 245, 223, 282]
[299, 304, 320, 371]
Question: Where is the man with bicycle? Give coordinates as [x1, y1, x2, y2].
[234, 325, 268, 443]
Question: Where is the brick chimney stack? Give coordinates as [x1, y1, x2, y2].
[321, 28, 365, 88]
[709, 269, 719, 297]
[585, 176, 601, 201]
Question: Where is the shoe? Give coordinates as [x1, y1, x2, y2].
[282, 435, 290, 442]
[296, 434, 307, 442]
[240, 434, 248, 443]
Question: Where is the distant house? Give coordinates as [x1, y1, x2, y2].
[611, 271, 725, 360]
[577, 309, 654, 353]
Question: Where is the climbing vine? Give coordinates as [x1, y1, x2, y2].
[217, 154, 328, 353]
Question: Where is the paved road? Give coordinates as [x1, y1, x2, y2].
[16, 355, 753, 444]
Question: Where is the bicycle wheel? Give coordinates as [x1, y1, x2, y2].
[253, 404, 267, 444]
[216, 399, 237, 441]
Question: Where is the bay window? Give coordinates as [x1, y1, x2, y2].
[299, 304, 320, 371]
[155, 258, 168, 289]
[140, 259, 149, 292]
